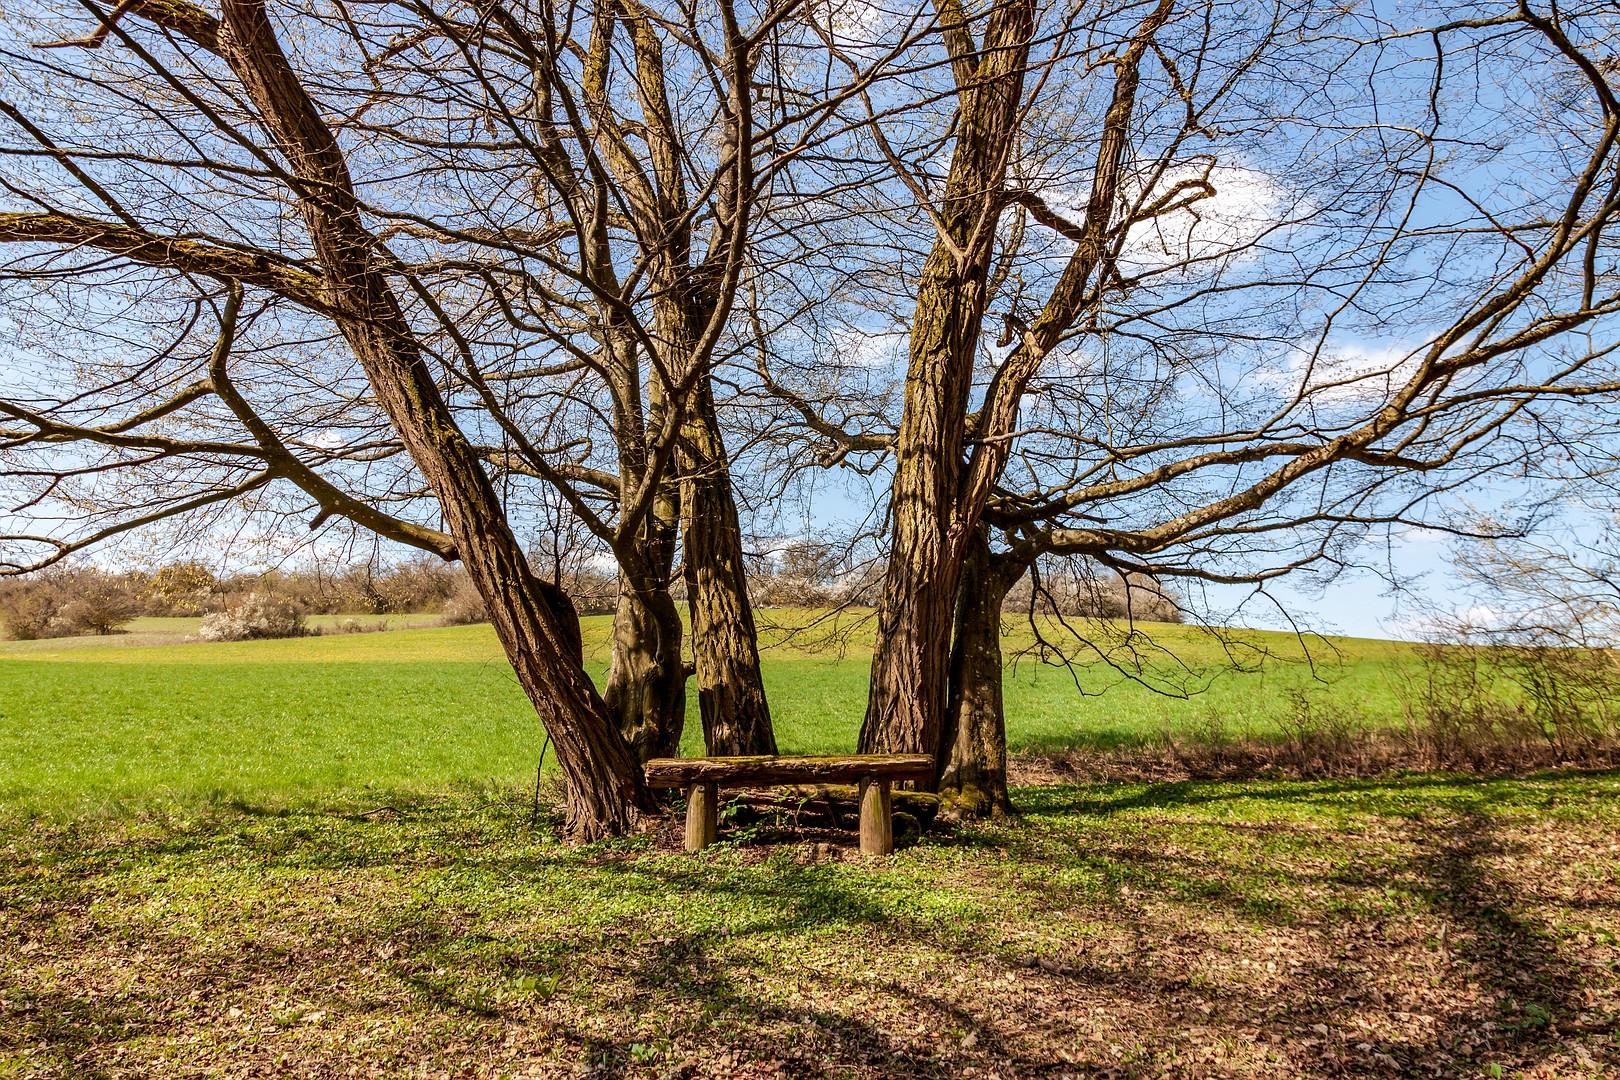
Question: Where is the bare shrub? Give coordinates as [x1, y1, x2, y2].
[1004, 561, 1182, 623]
[0, 570, 136, 638]
[1394, 523, 1620, 764]
[207, 560, 458, 617]
[0, 579, 64, 640]
[197, 593, 307, 642]
[1400, 637, 1620, 767]
[55, 585, 137, 635]
[440, 579, 488, 625]
[559, 569, 617, 616]
[337, 560, 458, 615]
[1017, 667, 1619, 786]
[1150, 693, 1384, 779]
[0, 558, 597, 634]
[748, 541, 884, 609]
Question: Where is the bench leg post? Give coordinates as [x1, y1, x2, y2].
[857, 776, 892, 856]
[685, 783, 718, 852]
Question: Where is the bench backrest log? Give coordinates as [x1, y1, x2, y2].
[643, 754, 935, 855]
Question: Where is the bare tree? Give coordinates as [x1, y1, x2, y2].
[756, 0, 1620, 812]
[0, 0, 893, 833]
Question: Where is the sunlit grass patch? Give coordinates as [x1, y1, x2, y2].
[0, 618, 1426, 816]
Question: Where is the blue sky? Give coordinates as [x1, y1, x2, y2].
[1200, 531, 1457, 641]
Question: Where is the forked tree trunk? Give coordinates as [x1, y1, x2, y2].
[680, 385, 776, 756]
[580, 2, 772, 759]
[859, 0, 1168, 776]
[214, 0, 653, 839]
[858, 0, 1036, 771]
[939, 529, 1019, 818]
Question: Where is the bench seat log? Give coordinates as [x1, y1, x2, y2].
[644, 754, 934, 789]
[644, 755, 933, 856]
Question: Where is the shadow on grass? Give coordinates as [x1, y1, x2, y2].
[1014, 770, 1606, 819]
[1262, 807, 1610, 1076]
[2, 775, 1615, 1078]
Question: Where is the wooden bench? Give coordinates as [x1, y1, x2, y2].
[644, 754, 935, 855]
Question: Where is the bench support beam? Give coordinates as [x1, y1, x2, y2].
[858, 777, 893, 856]
[685, 783, 718, 852]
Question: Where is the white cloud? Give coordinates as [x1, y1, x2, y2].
[1117, 164, 1293, 272]
[823, 0, 919, 55]
[1386, 604, 1507, 640]
[1268, 339, 1428, 406]
[580, 550, 618, 574]
[308, 429, 346, 450]
[828, 325, 908, 369]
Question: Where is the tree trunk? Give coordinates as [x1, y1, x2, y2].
[214, 0, 653, 839]
[856, 244, 985, 771]
[605, 481, 688, 762]
[939, 529, 1018, 818]
[681, 384, 777, 756]
[605, 577, 688, 762]
[858, 0, 1035, 770]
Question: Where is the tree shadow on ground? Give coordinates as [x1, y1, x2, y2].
[1013, 772, 1586, 819]
[2, 778, 1615, 1078]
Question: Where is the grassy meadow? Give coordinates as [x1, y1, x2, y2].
[0, 612, 1415, 814]
[2, 614, 1617, 1078]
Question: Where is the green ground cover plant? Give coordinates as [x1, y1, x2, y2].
[0, 773, 1614, 1077]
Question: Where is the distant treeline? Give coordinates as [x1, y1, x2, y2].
[1002, 568, 1182, 623]
[0, 560, 491, 640]
[739, 541, 1182, 623]
[0, 551, 1179, 641]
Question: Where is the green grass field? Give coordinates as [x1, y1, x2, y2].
[2, 615, 1616, 1079]
[0, 613, 1417, 813]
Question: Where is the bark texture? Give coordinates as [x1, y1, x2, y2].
[605, 568, 687, 762]
[213, 0, 651, 838]
[859, 0, 1036, 770]
[681, 383, 776, 755]
[939, 529, 1019, 818]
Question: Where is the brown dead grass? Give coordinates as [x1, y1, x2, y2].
[1013, 728, 1620, 787]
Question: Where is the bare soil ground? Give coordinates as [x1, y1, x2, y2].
[1, 771, 1616, 1079]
